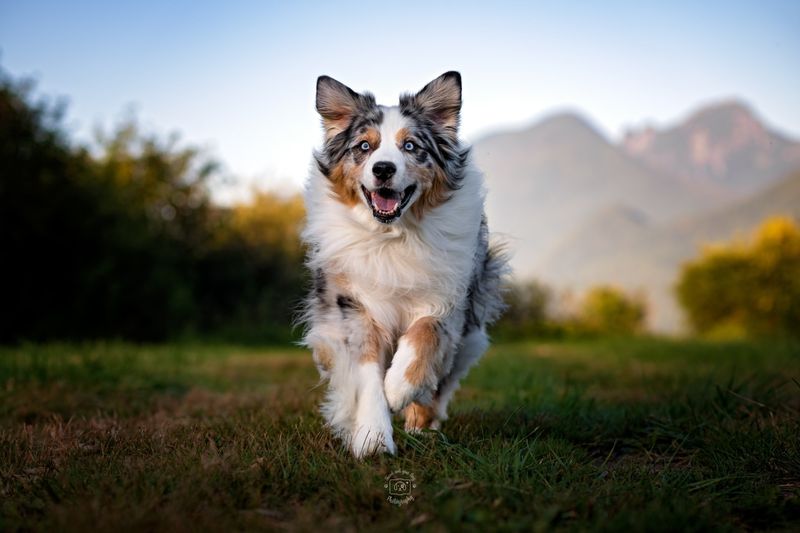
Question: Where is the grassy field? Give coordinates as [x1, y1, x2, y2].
[1, 338, 799, 532]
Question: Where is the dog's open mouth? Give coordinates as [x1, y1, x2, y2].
[361, 184, 417, 223]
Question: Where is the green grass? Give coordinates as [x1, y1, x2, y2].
[1, 338, 799, 531]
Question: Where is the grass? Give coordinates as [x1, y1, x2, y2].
[1, 338, 799, 531]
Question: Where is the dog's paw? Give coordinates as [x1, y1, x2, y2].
[351, 422, 396, 458]
[403, 402, 441, 433]
[385, 340, 432, 412]
[385, 370, 419, 412]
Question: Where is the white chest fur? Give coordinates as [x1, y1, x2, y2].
[304, 162, 486, 331]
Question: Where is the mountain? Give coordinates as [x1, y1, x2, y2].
[623, 100, 800, 195]
[540, 171, 800, 331]
[541, 204, 651, 278]
[474, 112, 717, 278]
[475, 99, 800, 333]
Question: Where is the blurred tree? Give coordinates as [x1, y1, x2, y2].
[676, 216, 800, 337]
[73, 119, 218, 339]
[1, 70, 98, 340]
[493, 280, 552, 338]
[194, 191, 307, 339]
[578, 286, 646, 336]
[224, 190, 305, 264]
[0, 68, 306, 342]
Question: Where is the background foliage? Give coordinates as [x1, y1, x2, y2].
[677, 216, 800, 338]
[3, 66, 798, 343]
[0, 70, 306, 342]
[576, 285, 646, 336]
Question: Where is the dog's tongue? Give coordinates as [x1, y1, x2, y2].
[372, 191, 400, 212]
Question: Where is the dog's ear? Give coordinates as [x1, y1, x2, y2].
[409, 71, 462, 133]
[316, 76, 366, 140]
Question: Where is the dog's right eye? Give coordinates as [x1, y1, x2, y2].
[359, 141, 370, 151]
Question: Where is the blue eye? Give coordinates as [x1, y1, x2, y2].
[360, 141, 370, 151]
[404, 141, 415, 151]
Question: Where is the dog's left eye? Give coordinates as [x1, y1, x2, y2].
[404, 141, 415, 151]
[360, 141, 370, 151]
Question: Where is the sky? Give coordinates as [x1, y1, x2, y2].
[2, 0, 799, 201]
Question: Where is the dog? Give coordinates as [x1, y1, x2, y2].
[301, 72, 508, 457]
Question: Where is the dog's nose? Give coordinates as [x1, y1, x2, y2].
[372, 161, 396, 182]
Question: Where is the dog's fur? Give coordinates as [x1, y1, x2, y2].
[300, 72, 508, 457]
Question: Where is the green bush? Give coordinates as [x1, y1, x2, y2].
[676, 216, 800, 338]
[576, 286, 646, 336]
[493, 280, 555, 339]
[0, 68, 306, 343]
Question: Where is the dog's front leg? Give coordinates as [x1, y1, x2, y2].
[384, 317, 447, 413]
[311, 322, 395, 458]
[351, 348, 396, 458]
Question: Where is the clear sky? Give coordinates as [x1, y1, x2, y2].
[2, 1, 799, 199]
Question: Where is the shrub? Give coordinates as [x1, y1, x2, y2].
[676, 216, 800, 338]
[577, 286, 646, 336]
[493, 280, 553, 338]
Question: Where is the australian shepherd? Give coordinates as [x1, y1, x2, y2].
[301, 72, 508, 457]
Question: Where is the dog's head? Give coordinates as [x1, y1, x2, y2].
[314, 72, 468, 223]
